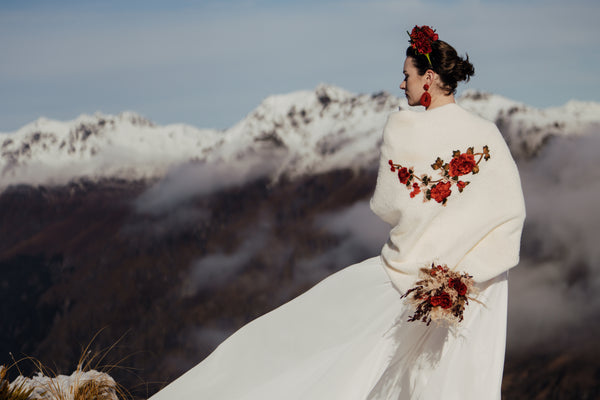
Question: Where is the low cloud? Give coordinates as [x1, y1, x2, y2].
[120, 206, 210, 241]
[134, 156, 274, 215]
[507, 133, 600, 350]
[294, 201, 390, 283]
[317, 200, 391, 255]
[180, 229, 268, 298]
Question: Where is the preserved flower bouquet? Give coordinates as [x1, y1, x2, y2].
[401, 264, 477, 326]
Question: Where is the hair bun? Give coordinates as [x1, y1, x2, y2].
[455, 56, 475, 83]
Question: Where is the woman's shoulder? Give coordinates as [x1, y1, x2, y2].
[382, 110, 420, 141]
[387, 104, 494, 127]
[456, 105, 498, 128]
[385, 109, 420, 126]
[430, 104, 503, 141]
[382, 104, 503, 145]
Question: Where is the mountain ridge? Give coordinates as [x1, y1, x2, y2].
[2, 84, 599, 191]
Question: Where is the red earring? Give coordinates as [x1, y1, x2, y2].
[420, 84, 431, 108]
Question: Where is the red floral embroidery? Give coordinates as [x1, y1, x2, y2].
[409, 182, 421, 198]
[448, 153, 477, 177]
[429, 181, 452, 204]
[388, 159, 395, 172]
[398, 167, 411, 185]
[389, 145, 490, 205]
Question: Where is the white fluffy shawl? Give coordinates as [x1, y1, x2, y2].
[370, 104, 526, 293]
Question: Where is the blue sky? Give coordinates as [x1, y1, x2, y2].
[1, 0, 599, 132]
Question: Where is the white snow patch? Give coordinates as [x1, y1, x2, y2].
[8, 367, 118, 400]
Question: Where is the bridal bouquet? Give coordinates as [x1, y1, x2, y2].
[401, 264, 476, 326]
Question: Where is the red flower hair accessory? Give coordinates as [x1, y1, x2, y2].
[408, 25, 439, 67]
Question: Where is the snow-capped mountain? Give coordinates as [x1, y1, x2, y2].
[209, 85, 400, 177]
[1, 84, 599, 190]
[0, 112, 222, 188]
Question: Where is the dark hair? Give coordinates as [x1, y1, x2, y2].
[406, 40, 475, 95]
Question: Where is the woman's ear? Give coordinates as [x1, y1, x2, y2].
[425, 69, 436, 85]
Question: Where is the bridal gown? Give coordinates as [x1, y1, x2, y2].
[150, 104, 526, 400]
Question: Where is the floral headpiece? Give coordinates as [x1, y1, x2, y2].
[408, 25, 439, 67]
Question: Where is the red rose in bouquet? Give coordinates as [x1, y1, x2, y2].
[429, 292, 453, 309]
[449, 278, 468, 296]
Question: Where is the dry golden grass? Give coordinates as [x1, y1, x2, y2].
[0, 365, 34, 400]
[73, 378, 119, 400]
[4, 330, 134, 400]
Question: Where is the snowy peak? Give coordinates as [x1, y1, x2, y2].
[458, 90, 529, 121]
[1, 85, 599, 190]
[214, 84, 400, 176]
[2, 112, 156, 166]
[1, 112, 221, 187]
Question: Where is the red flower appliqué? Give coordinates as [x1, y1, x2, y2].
[429, 181, 452, 204]
[409, 182, 421, 198]
[449, 153, 477, 177]
[388, 145, 490, 205]
[398, 167, 411, 185]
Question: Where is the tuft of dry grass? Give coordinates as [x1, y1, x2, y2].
[18, 364, 123, 400]
[0, 365, 34, 400]
[4, 329, 134, 400]
[73, 378, 119, 400]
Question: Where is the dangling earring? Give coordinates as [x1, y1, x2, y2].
[420, 84, 431, 108]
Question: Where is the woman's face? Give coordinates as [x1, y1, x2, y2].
[399, 57, 426, 106]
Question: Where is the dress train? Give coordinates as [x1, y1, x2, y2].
[150, 256, 507, 400]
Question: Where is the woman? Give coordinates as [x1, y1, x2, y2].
[150, 26, 525, 400]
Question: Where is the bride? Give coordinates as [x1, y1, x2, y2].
[149, 26, 525, 400]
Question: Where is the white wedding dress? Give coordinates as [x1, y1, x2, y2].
[150, 104, 525, 400]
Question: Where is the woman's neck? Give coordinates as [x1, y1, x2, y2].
[427, 94, 455, 110]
